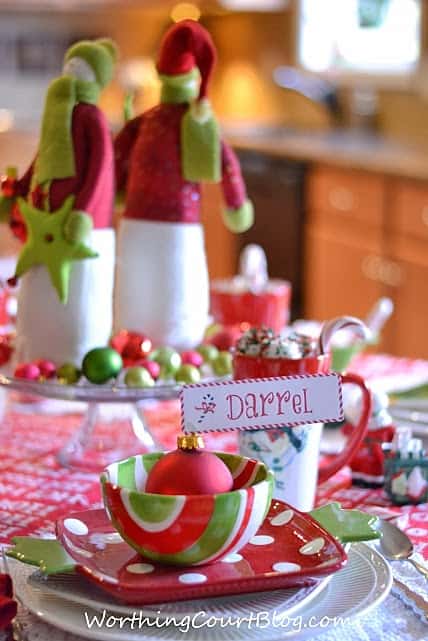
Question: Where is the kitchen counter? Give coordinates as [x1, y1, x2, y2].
[224, 126, 428, 181]
[2, 126, 428, 181]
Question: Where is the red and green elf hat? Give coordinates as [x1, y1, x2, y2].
[156, 20, 220, 183]
[156, 19, 216, 100]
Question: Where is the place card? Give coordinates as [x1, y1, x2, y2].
[180, 373, 343, 434]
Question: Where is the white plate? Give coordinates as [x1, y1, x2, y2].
[11, 543, 392, 641]
[27, 568, 329, 621]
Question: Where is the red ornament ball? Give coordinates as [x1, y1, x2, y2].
[14, 363, 40, 380]
[0, 335, 13, 366]
[208, 325, 243, 351]
[111, 330, 152, 367]
[146, 436, 233, 495]
[36, 359, 56, 379]
[181, 350, 203, 368]
[138, 359, 161, 380]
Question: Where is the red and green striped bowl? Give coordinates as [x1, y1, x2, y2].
[101, 452, 274, 566]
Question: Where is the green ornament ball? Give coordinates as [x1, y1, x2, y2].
[196, 343, 219, 363]
[212, 351, 233, 376]
[149, 346, 181, 377]
[175, 364, 201, 384]
[82, 347, 123, 384]
[204, 323, 222, 339]
[124, 366, 154, 388]
[57, 362, 81, 384]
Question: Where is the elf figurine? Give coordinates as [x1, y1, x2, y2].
[0, 38, 118, 366]
[114, 20, 254, 350]
[343, 389, 395, 487]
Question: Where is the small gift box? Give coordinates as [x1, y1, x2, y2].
[384, 429, 428, 505]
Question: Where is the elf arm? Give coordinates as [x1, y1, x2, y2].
[73, 107, 113, 229]
[114, 114, 144, 194]
[220, 141, 254, 233]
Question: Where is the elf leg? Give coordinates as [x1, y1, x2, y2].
[15, 228, 115, 367]
[114, 219, 209, 350]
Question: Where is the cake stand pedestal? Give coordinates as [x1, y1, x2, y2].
[0, 375, 182, 472]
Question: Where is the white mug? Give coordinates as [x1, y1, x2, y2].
[239, 423, 323, 512]
[233, 352, 372, 512]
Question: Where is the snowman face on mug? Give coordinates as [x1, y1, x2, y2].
[240, 425, 309, 484]
[63, 57, 97, 82]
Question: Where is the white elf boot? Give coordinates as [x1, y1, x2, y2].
[114, 219, 208, 350]
[15, 228, 115, 366]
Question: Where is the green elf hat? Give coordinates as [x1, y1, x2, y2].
[36, 37, 118, 186]
[64, 38, 118, 88]
[157, 20, 220, 183]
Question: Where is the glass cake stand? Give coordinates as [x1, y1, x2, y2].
[0, 374, 184, 472]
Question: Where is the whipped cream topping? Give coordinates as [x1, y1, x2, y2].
[235, 328, 318, 359]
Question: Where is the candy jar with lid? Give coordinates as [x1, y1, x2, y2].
[210, 244, 291, 335]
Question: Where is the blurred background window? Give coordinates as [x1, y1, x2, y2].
[298, 0, 422, 76]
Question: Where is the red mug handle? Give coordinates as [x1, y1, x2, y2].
[318, 372, 372, 484]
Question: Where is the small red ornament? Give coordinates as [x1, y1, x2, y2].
[181, 350, 203, 368]
[36, 359, 56, 379]
[14, 363, 40, 381]
[138, 359, 160, 380]
[110, 330, 153, 367]
[0, 335, 13, 366]
[6, 276, 18, 289]
[208, 325, 243, 351]
[146, 435, 234, 495]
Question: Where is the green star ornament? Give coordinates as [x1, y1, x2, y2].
[14, 195, 98, 304]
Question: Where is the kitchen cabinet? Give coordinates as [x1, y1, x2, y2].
[383, 180, 428, 358]
[236, 151, 306, 319]
[304, 221, 383, 322]
[202, 150, 306, 320]
[201, 183, 238, 280]
[304, 165, 428, 359]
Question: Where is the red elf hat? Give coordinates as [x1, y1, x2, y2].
[156, 19, 216, 99]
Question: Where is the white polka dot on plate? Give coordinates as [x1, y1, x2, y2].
[64, 518, 88, 536]
[178, 573, 207, 584]
[222, 553, 243, 563]
[272, 562, 301, 573]
[270, 510, 294, 527]
[250, 535, 274, 546]
[300, 537, 325, 555]
[126, 563, 155, 574]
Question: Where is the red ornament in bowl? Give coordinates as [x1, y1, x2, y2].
[146, 435, 233, 495]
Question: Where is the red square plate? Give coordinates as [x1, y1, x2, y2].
[56, 500, 347, 605]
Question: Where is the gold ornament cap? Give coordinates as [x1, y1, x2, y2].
[177, 434, 205, 451]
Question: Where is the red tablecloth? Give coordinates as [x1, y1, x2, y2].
[0, 354, 427, 559]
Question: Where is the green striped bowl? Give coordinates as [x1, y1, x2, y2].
[101, 452, 274, 566]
